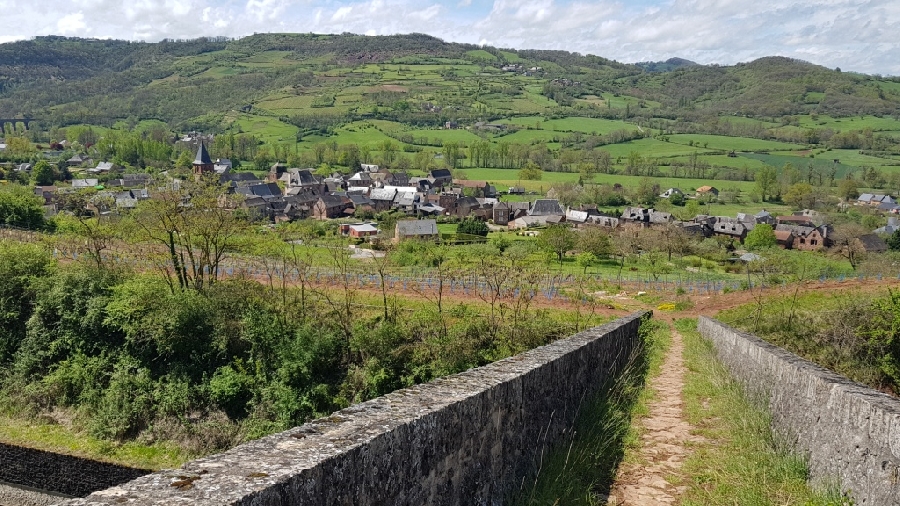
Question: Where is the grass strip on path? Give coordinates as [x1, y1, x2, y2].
[515, 316, 670, 505]
[676, 318, 851, 506]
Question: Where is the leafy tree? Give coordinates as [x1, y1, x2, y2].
[577, 226, 612, 258]
[831, 223, 869, 270]
[457, 218, 489, 237]
[575, 252, 596, 274]
[783, 182, 814, 209]
[0, 185, 47, 230]
[633, 177, 660, 206]
[32, 160, 56, 186]
[518, 162, 542, 181]
[538, 224, 577, 264]
[669, 192, 685, 206]
[441, 141, 461, 169]
[887, 229, 900, 251]
[755, 165, 779, 202]
[130, 174, 247, 292]
[745, 224, 777, 251]
[837, 178, 860, 201]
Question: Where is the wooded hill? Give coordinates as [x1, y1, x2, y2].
[0, 33, 898, 132]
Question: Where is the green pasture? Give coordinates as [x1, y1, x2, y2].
[601, 138, 703, 159]
[226, 114, 299, 144]
[718, 116, 781, 128]
[738, 153, 857, 177]
[465, 49, 497, 61]
[665, 134, 807, 152]
[794, 114, 900, 131]
[668, 154, 767, 171]
[256, 94, 317, 112]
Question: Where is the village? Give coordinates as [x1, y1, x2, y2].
[17, 142, 892, 257]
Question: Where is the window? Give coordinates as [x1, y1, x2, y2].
[800, 238, 806, 244]
[811, 239, 818, 245]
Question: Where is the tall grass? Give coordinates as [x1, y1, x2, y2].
[514, 317, 669, 505]
[677, 319, 852, 505]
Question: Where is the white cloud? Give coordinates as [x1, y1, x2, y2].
[331, 6, 353, 21]
[57, 12, 87, 35]
[0, 0, 897, 74]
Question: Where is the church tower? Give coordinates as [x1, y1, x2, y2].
[193, 142, 214, 176]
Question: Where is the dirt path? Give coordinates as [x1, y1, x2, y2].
[607, 328, 701, 505]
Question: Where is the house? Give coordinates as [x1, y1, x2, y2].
[712, 221, 747, 242]
[508, 186, 525, 195]
[453, 179, 496, 198]
[235, 183, 282, 200]
[649, 211, 673, 225]
[874, 217, 900, 235]
[342, 223, 379, 239]
[659, 188, 684, 199]
[89, 161, 116, 174]
[348, 172, 375, 187]
[621, 207, 650, 223]
[360, 163, 380, 173]
[428, 169, 453, 188]
[347, 194, 374, 214]
[72, 178, 99, 189]
[566, 209, 589, 225]
[122, 173, 151, 188]
[369, 187, 397, 212]
[776, 224, 829, 251]
[774, 229, 795, 249]
[528, 199, 564, 217]
[33, 186, 57, 205]
[592, 216, 620, 228]
[395, 191, 419, 214]
[857, 194, 897, 207]
[509, 216, 549, 230]
[444, 121, 459, 129]
[394, 219, 439, 243]
[313, 195, 353, 220]
[67, 154, 86, 167]
[857, 234, 888, 253]
[696, 186, 719, 197]
[455, 196, 481, 218]
[754, 209, 775, 225]
[280, 169, 323, 191]
[418, 203, 445, 216]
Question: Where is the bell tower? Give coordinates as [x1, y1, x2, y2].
[193, 142, 214, 176]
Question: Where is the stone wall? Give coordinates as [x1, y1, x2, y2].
[0, 443, 149, 498]
[59, 312, 649, 506]
[698, 316, 900, 505]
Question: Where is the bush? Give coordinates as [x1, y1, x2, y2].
[457, 218, 489, 237]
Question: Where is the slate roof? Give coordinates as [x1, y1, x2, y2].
[348, 194, 373, 207]
[370, 188, 397, 201]
[528, 199, 564, 216]
[236, 183, 282, 199]
[318, 194, 350, 208]
[72, 179, 99, 188]
[194, 143, 213, 165]
[858, 234, 888, 252]
[396, 219, 438, 236]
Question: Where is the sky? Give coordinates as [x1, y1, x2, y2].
[1, 0, 898, 75]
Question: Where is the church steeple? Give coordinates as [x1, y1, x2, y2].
[193, 143, 214, 175]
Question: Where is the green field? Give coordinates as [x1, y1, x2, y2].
[665, 134, 807, 152]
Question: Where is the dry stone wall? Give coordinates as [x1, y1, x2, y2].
[698, 316, 900, 505]
[58, 312, 648, 506]
[0, 443, 148, 499]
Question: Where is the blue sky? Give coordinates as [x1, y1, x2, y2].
[1, 0, 898, 74]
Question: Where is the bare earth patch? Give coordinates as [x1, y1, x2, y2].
[607, 329, 702, 505]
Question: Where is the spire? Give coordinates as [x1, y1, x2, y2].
[194, 142, 213, 165]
